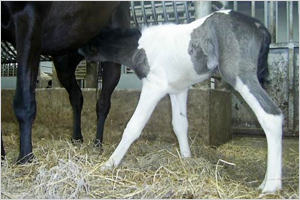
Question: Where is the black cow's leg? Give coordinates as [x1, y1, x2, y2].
[52, 52, 84, 142]
[14, 8, 43, 164]
[94, 62, 121, 148]
[93, 1, 130, 149]
[1, 136, 5, 160]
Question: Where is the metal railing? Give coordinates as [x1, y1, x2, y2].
[233, 1, 298, 43]
[1, 41, 52, 77]
[1, 1, 299, 77]
[130, 1, 195, 27]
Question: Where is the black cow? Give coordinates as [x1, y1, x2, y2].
[1, 1, 130, 163]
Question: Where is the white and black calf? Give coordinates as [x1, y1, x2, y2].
[81, 10, 283, 193]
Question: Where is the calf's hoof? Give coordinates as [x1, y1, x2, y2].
[16, 153, 35, 164]
[93, 139, 103, 151]
[257, 179, 282, 194]
[100, 162, 114, 171]
[71, 138, 84, 145]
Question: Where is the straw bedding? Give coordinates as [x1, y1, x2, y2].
[1, 122, 299, 199]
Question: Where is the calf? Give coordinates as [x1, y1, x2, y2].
[81, 10, 283, 193]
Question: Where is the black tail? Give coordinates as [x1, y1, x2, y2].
[257, 28, 271, 88]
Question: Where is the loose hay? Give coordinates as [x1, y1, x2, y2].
[1, 122, 299, 199]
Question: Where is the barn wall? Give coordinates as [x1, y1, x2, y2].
[1, 88, 231, 146]
[231, 45, 299, 136]
[1, 77, 16, 89]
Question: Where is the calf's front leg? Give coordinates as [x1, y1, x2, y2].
[102, 81, 166, 169]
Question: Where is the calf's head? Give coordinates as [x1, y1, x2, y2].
[79, 28, 142, 64]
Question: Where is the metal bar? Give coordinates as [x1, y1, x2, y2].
[173, 1, 179, 24]
[286, 1, 289, 42]
[132, 1, 184, 10]
[194, 1, 211, 19]
[288, 43, 295, 135]
[133, 8, 194, 19]
[3, 64, 7, 76]
[2, 42, 15, 63]
[12, 63, 15, 76]
[251, 1, 255, 17]
[132, 17, 195, 25]
[270, 1, 276, 43]
[293, 47, 298, 135]
[264, 1, 269, 28]
[151, 1, 158, 24]
[233, 1, 238, 11]
[270, 42, 299, 48]
[184, 1, 191, 23]
[276, 1, 279, 43]
[2, 42, 15, 58]
[3, 42, 17, 57]
[141, 1, 148, 26]
[130, 1, 139, 28]
[221, 1, 229, 9]
[162, 1, 168, 22]
[289, 1, 293, 42]
[7, 64, 9, 76]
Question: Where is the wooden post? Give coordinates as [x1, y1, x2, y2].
[194, 1, 211, 18]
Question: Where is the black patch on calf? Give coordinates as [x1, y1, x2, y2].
[229, 11, 271, 87]
[197, 11, 279, 115]
[188, 18, 219, 75]
[131, 48, 150, 79]
[188, 42, 209, 74]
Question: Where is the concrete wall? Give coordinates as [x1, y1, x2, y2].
[1, 88, 231, 146]
[1, 77, 16, 89]
[116, 74, 142, 90]
[230, 46, 299, 136]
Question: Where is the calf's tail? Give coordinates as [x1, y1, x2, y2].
[257, 27, 271, 88]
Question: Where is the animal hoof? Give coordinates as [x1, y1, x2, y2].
[93, 139, 103, 150]
[16, 153, 35, 164]
[71, 138, 84, 145]
[100, 163, 113, 171]
[257, 180, 282, 194]
[257, 181, 266, 191]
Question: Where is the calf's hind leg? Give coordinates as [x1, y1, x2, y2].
[170, 89, 191, 158]
[222, 69, 283, 193]
[234, 76, 283, 193]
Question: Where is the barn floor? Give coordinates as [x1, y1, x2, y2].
[1, 122, 299, 199]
